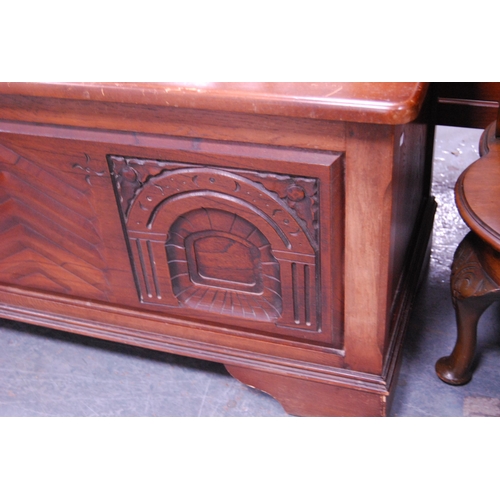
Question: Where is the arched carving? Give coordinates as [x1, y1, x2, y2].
[127, 166, 317, 253]
[166, 208, 282, 321]
[109, 156, 321, 334]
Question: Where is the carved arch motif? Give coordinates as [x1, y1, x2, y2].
[166, 208, 282, 320]
[109, 157, 321, 333]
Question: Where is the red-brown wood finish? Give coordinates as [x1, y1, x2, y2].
[436, 120, 500, 385]
[0, 82, 428, 124]
[0, 83, 435, 416]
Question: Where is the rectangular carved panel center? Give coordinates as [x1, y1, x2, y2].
[108, 148, 343, 347]
[187, 233, 261, 289]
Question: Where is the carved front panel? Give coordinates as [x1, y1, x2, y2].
[109, 152, 341, 344]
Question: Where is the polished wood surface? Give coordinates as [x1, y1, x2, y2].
[0, 82, 428, 124]
[436, 112, 500, 385]
[0, 82, 435, 416]
[436, 232, 500, 385]
[456, 123, 500, 251]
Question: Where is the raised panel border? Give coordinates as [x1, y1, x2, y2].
[108, 142, 344, 348]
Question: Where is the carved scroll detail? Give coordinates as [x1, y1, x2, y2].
[72, 153, 106, 186]
[451, 232, 500, 302]
[109, 157, 163, 217]
[232, 171, 319, 245]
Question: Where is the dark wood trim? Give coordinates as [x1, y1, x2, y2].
[432, 82, 500, 130]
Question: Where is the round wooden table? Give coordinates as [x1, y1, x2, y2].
[436, 122, 500, 384]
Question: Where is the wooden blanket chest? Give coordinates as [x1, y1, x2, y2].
[0, 83, 435, 416]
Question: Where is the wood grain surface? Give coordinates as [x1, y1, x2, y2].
[0, 82, 435, 416]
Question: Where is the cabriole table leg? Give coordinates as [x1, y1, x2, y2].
[436, 232, 500, 385]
